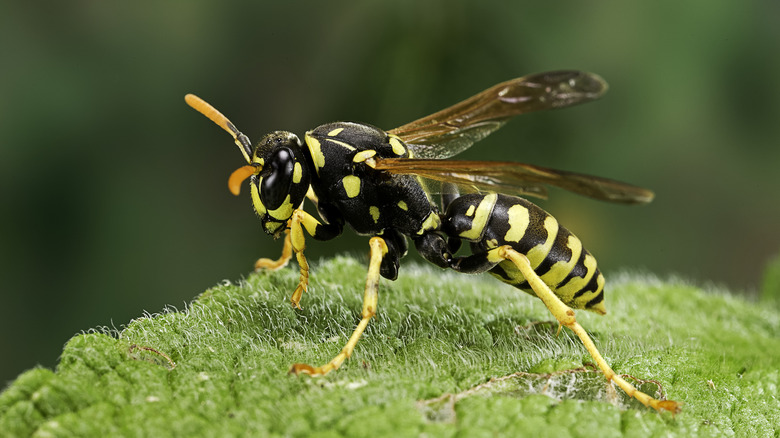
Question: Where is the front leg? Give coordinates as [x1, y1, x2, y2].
[256, 207, 343, 309]
[287, 208, 344, 309]
[255, 226, 294, 271]
[289, 236, 388, 375]
[254, 189, 322, 272]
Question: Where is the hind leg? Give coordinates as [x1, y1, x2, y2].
[493, 245, 680, 413]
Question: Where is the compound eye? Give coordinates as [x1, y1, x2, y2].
[261, 147, 295, 210]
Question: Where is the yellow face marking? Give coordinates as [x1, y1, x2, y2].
[397, 200, 408, 211]
[465, 205, 475, 217]
[268, 194, 293, 221]
[389, 135, 406, 156]
[459, 194, 497, 240]
[526, 215, 559, 268]
[305, 133, 325, 175]
[327, 127, 344, 137]
[504, 204, 530, 243]
[327, 138, 356, 151]
[250, 180, 267, 215]
[417, 212, 441, 234]
[369, 206, 381, 223]
[342, 175, 361, 198]
[264, 220, 284, 234]
[353, 149, 377, 163]
[540, 235, 583, 290]
[292, 162, 303, 184]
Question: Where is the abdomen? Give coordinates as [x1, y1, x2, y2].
[447, 193, 606, 314]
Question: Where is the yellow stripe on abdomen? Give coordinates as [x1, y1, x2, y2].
[554, 253, 598, 303]
[526, 215, 558, 269]
[540, 234, 582, 288]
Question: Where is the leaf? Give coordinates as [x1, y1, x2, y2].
[1, 257, 778, 436]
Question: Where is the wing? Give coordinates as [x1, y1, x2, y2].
[389, 71, 608, 159]
[373, 158, 654, 205]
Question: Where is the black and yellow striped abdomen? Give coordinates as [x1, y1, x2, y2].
[443, 193, 606, 314]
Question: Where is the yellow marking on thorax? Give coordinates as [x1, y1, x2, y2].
[504, 204, 530, 243]
[327, 138, 356, 150]
[369, 206, 381, 223]
[304, 134, 325, 175]
[465, 205, 475, 217]
[353, 150, 376, 163]
[459, 194, 497, 240]
[397, 200, 408, 211]
[327, 127, 344, 136]
[342, 175, 361, 198]
[540, 235, 583, 288]
[526, 215, 558, 268]
[292, 162, 303, 184]
[417, 211, 441, 234]
[388, 135, 406, 156]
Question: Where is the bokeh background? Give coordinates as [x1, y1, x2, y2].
[2, 1, 779, 387]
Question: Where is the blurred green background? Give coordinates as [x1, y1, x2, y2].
[1, 1, 779, 387]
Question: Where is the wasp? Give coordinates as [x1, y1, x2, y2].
[186, 71, 679, 412]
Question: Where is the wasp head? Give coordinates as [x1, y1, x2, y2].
[248, 131, 311, 237]
[185, 94, 311, 238]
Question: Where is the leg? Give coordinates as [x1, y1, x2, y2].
[255, 197, 314, 273]
[289, 236, 388, 376]
[253, 214, 308, 309]
[287, 210, 312, 309]
[495, 245, 680, 413]
[379, 229, 408, 280]
[254, 191, 324, 272]
[256, 208, 343, 309]
[255, 226, 294, 271]
[414, 231, 452, 269]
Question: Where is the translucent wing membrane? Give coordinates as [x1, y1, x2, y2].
[374, 158, 654, 204]
[389, 71, 608, 159]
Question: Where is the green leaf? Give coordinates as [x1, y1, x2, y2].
[762, 252, 780, 304]
[1, 256, 778, 436]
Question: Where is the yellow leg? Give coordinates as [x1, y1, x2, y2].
[289, 236, 388, 376]
[497, 246, 680, 413]
[254, 212, 311, 309]
[254, 226, 294, 271]
[255, 194, 315, 274]
[288, 211, 310, 309]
